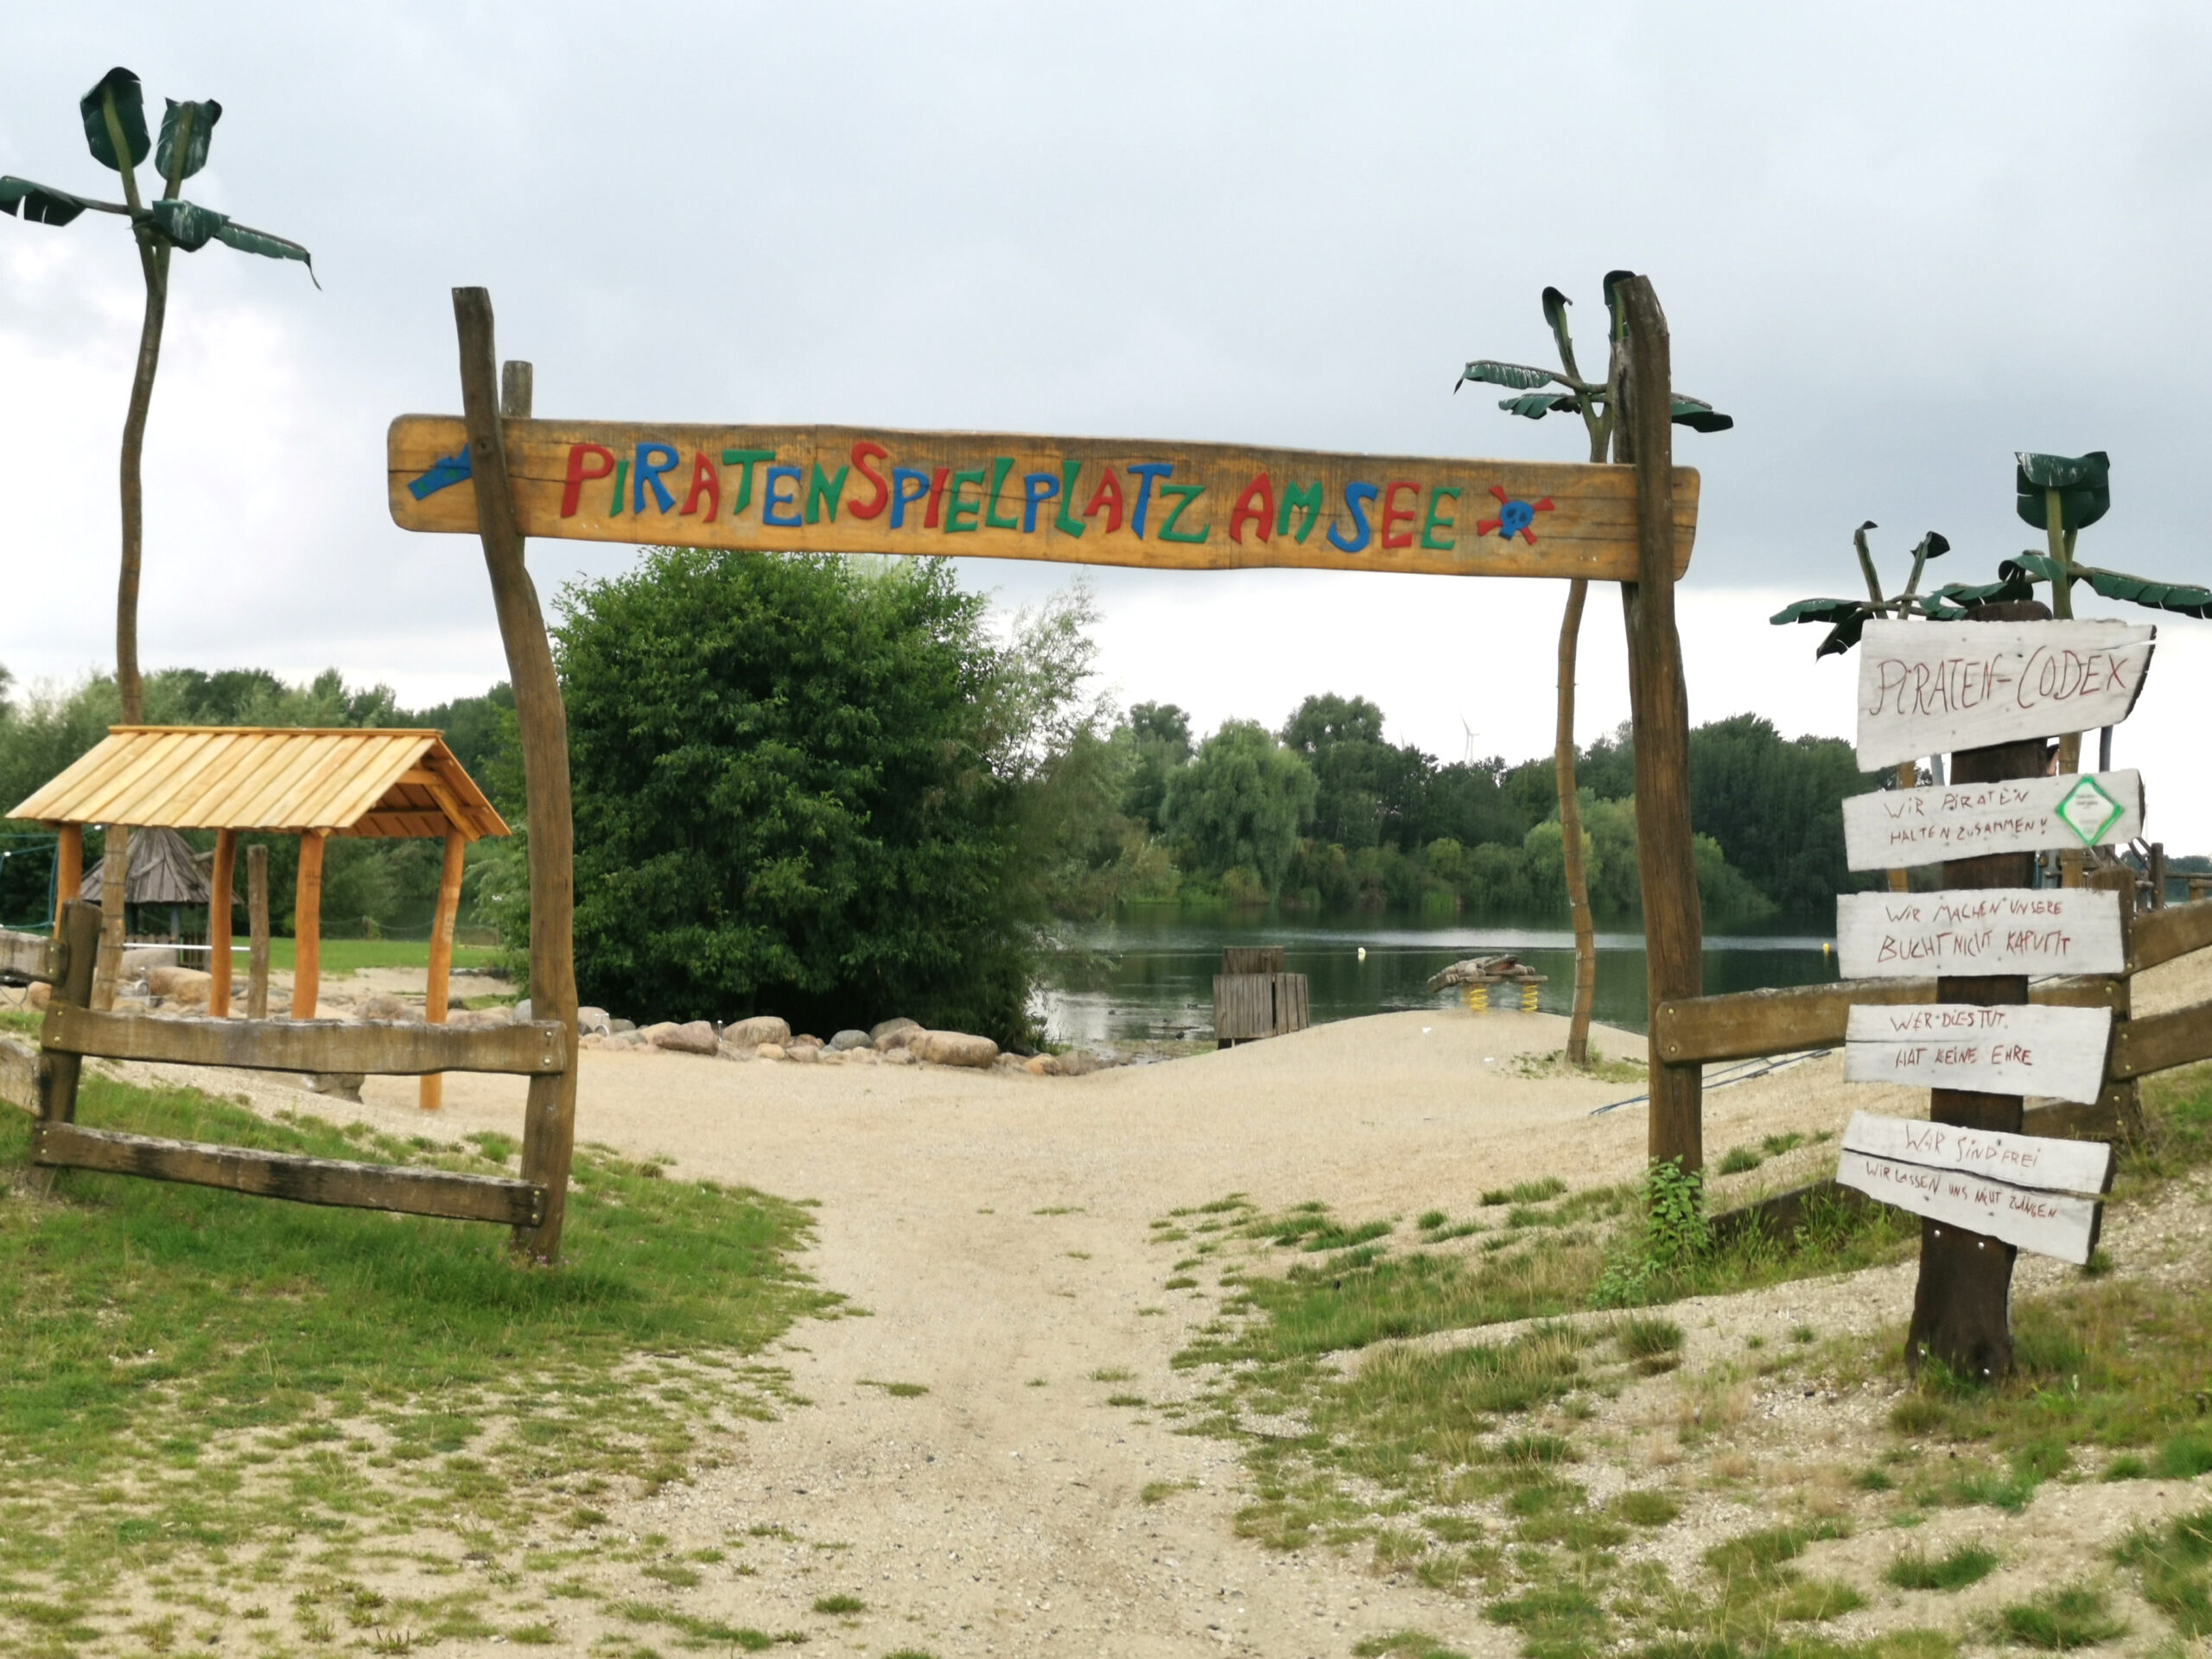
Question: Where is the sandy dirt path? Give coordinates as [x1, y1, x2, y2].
[294, 1003, 1897, 1658]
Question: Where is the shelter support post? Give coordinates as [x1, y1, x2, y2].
[454, 289, 580, 1262]
[53, 824, 82, 926]
[92, 825, 129, 1011]
[420, 829, 467, 1110]
[1617, 276, 1705, 1175]
[291, 832, 323, 1020]
[36, 900, 101, 1127]
[207, 829, 235, 1018]
[246, 844, 270, 1020]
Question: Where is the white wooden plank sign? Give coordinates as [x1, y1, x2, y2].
[1841, 770, 2145, 872]
[1844, 1003, 2113, 1105]
[1834, 1110, 2109, 1263]
[1854, 619, 2155, 770]
[1835, 888, 2124, 979]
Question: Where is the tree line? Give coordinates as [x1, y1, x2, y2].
[3, 553, 1887, 1042]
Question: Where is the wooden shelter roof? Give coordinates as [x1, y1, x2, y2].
[9, 728, 509, 841]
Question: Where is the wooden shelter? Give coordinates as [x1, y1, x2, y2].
[10, 726, 507, 1109]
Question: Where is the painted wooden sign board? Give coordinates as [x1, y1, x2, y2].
[1841, 769, 2145, 871]
[1853, 619, 2155, 770]
[386, 416, 1701, 582]
[1835, 888, 2124, 979]
[1844, 1002, 2113, 1105]
[1835, 1110, 2110, 1264]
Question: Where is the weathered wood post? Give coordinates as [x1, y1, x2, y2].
[1617, 276, 1705, 1174]
[291, 831, 324, 1020]
[91, 825, 130, 1011]
[207, 828, 235, 1017]
[246, 843, 270, 1020]
[52, 824, 82, 927]
[452, 289, 580, 1262]
[35, 899, 101, 1127]
[1904, 599, 2048, 1378]
[420, 829, 467, 1111]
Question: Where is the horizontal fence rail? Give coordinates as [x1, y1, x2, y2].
[0, 1036, 33, 1115]
[40, 1007, 566, 1077]
[1655, 976, 2123, 1066]
[2110, 1001, 2212, 1080]
[31, 1122, 546, 1226]
[2133, 898, 2212, 974]
[0, 928, 57, 985]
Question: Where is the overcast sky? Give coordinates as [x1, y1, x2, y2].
[7, 4, 2212, 841]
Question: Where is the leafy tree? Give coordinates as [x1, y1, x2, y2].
[556, 551, 1084, 1044]
[1281, 693, 1433, 851]
[1118, 701, 1192, 833]
[1417, 758, 1534, 851]
[1163, 720, 1316, 895]
[1686, 715, 1879, 914]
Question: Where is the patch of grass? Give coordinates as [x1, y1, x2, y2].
[1140, 1480, 1190, 1504]
[1509, 1049, 1647, 1084]
[857, 1379, 929, 1397]
[1417, 1211, 1450, 1231]
[1482, 1177, 1567, 1207]
[1353, 1632, 1470, 1658]
[1716, 1146, 1763, 1175]
[1997, 1584, 2126, 1649]
[2115, 1504, 2212, 1637]
[1105, 1394, 1146, 1408]
[0, 1073, 831, 1633]
[1611, 1489, 1681, 1526]
[1619, 1316, 1685, 1360]
[1090, 1367, 1135, 1382]
[1032, 1205, 1083, 1216]
[1703, 1522, 1843, 1580]
[810, 1594, 864, 1614]
[1889, 1544, 2000, 1591]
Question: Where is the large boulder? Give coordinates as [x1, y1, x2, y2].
[355, 992, 414, 1023]
[1023, 1053, 1065, 1077]
[637, 1021, 678, 1046]
[869, 1016, 920, 1046]
[652, 1020, 720, 1056]
[874, 1025, 925, 1053]
[121, 946, 178, 975]
[723, 1015, 791, 1050]
[149, 965, 213, 1007]
[828, 1028, 871, 1052]
[912, 1029, 998, 1069]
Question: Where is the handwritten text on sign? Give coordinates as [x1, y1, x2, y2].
[1843, 1003, 2113, 1105]
[1853, 619, 2155, 770]
[1835, 888, 2124, 979]
[1840, 769, 2145, 871]
[1834, 1110, 2110, 1264]
[385, 417, 1701, 582]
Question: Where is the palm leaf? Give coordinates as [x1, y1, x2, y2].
[156, 99, 222, 182]
[0, 176, 105, 227]
[211, 217, 315, 283]
[1459, 359, 1558, 391]
[1816, 612, 1870, 658]
[1769, 597, 1867, 626]
[79, 67, 149, 172]
[1669, 396, 1733, 433]
[2014, 449, 2110, 531]
[1498, 392, 1580, 420]
[2002, 552, 2212, 619]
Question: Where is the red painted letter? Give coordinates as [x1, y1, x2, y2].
[848, 441, 891, 519]
[924, 467, 951, 530]
[1379, 480, 1419, 549]
[562, 443, 615, 517]
[1229, 474, 1274, 545]
[1083, 467, 1125, 534]
[679, 451, 721, 518]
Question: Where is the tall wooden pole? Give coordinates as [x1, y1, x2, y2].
[52, 825, 82, 927]
[1616, 276, 1705, 1174]
[246, 844, 270, 1020]
[291, 832, 323, 1020]
[207, 828, 235, 1017]
[419, 828, 467, 1111]
[1556, 580, 1596, 1065]
[1905, 601, 2049, 1378]
[91, 825, 130, 1011]
[453, 289, 579, 1263]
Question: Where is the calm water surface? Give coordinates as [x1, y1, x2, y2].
[1035, 909, 1838, 1047]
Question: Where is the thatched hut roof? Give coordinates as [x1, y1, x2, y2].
[78, 826, 213, 906]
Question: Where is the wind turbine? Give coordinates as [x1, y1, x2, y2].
[1460, 715, 1479, 766]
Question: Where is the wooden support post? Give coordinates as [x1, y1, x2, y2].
[420, 829, 467, 1111]
[454, 292, 580, 1262]
[91, 825, 130, 1010]
[207, 829, 235, 1018]
[1905, 600, 2050, 1381]
[36, 899, 101, 1127]
[291, 832, 324, 1020]
[1616, 276, 1705, 1175]
[53, 824, 82, 927]
[2149, 842, 2167, 911]
[2088, 866, 2146, 1143]
[246, 844, 270, 1020]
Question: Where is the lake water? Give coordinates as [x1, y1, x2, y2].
[1034, 910, 1839, 1047]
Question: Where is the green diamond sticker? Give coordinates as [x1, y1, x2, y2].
[2055, 775, 2124, 847]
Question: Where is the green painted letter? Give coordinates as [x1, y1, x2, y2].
[1421, 486, 1461, 550]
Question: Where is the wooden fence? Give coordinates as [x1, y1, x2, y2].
[2, 900, 562, 1229]
[1658, 880, 2212, 1142]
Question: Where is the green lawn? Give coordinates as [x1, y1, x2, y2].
[0, 1075, 837, 1643]
[260, 936, 503, 976]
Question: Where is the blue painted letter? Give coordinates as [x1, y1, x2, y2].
[890, 467, 931, 529]
[634, 442, 679, 513]
[1127, 462, 1173, 539]
[1021, 473, 1060, 533]
[762, 465, 804, 528]
[1327, 481, 1377, 553]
